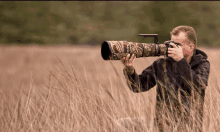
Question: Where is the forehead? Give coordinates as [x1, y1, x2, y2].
[171, 32, 188, 43]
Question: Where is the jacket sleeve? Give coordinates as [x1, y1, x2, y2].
[123, 62, 157, 93]
[176, 58, 210, 95]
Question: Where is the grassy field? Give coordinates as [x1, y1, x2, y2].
[0, 45, 219, 132]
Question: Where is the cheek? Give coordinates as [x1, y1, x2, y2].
[182, 48, 186, 54]
[182, 47, 191, 54]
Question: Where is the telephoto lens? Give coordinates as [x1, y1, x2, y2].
[101, 41, 169, 60]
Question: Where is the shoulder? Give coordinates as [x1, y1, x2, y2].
[153, 57, 172, 65]
[190, 49, 210, 69]
[149, 58, 167, 70]
[154, 58, 164, 64]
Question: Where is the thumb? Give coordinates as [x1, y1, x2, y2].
[133, 55, 136, 61]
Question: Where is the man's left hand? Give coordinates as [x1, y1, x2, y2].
[167, 43, 184, 62]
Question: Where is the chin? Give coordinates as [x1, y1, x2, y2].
[184, 54, 189, 58]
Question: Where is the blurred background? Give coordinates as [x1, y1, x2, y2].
[1, 1, 220, 47]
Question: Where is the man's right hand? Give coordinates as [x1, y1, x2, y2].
[121, 54, 136, 75]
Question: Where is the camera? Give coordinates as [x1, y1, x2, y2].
[101, 34, 179, 60]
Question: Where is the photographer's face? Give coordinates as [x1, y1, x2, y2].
[171, 32, 194, 59]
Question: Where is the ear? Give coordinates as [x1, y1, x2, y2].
[189, 43, 195, 49]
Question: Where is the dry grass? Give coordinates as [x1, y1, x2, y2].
[0, 45, 219, 132]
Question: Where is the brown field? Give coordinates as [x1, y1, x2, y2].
[0, 45, 220, 132]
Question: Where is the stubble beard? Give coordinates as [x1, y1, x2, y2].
[184, 54, 192, 63]
[183, 54, 188, 61]
[184, 54, 189, 59]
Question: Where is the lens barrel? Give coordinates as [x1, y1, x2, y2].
[101, 41, 168, 60]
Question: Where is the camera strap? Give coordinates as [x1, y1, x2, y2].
[165, 43, 169, 57]
[154, 44, 157, 56]
[124, 46, 127, 53]
[141, 43, 144, 57]
[157, 44, 161, 56]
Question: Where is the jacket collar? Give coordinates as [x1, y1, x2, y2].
[189, 49, 208, 67]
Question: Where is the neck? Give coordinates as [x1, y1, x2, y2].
[185, 52, 193, 63]
[187, 55, 192, 63]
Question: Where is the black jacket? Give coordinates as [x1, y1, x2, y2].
[123, 49, 210, 128]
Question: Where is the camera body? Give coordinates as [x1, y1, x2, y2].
[164, 40, 179, 57]
[164, 40, 179, 48]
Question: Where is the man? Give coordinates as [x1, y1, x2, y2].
[121, 26, 210, 131]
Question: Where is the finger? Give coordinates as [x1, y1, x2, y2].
[170, 43, 177, 48]
[122, 57, 125, 62]
[133, 54, 136, 60]
[168, 54, 171, 57]
[168, 48, 175, 51]
[126, 54, 130, 61]
[133, 55, 136, 61]
[168, 53, 173, 57]
[132, 54, 135, 58]
[168, 50, 174, 54]
[129, 54, 135, 62]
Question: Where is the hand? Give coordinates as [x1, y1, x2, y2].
[121, 54, 136, 67]
[167, 43, 184, 62]
[121, 54, 136, 74]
